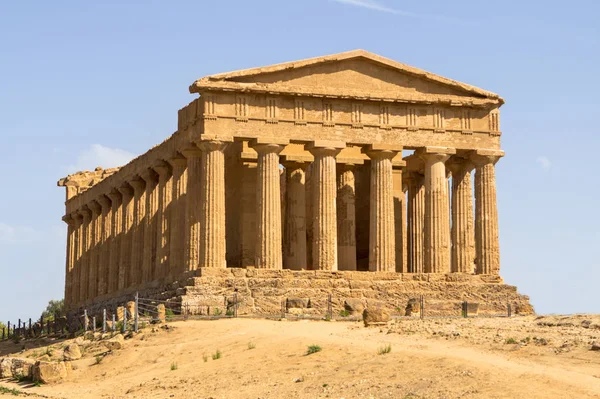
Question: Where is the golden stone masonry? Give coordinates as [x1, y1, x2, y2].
[57, 50, 532, 316]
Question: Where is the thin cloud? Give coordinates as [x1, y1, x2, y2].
[536, 156, 552, 170]
[66, 144, 135, 174]
[0, 223, 42, 244]
[330, 0, 465, 24]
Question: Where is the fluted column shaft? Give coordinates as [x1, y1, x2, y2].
[198, 140, 228, 268]
[153, 162, 172, 279]
[107, 190, 122, 294]
[88, 201, 101, 301]
[336, 164, 357, 271]
[130, 178, 146, 286]
[252, 142, 285, 269]
[283, 161, 307, 270]
[97, 196, 112, 296]
[447, 160, 475, 273]
[406, 173, 425, 273]
[168, 155, 187, 276]
[118, 184, 134, 290]
[472, 152, 502, 275]
[421, 148, 454, 273]
[141, 169, 159, 284]
[71, 214, 83, 305]
[307, 142, 344, 270]
[366, 149, 398, 272]
[182, 148, 203, 272]
[77, 207, 92, 303]
[62, 215, 75, 308]
[393, 165, 406, 273]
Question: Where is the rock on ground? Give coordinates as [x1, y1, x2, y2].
[363, 305, 390, 327]
[33, 361, 68, 384]
[63, 343, 82, 361]
[103, 334, 125, 351]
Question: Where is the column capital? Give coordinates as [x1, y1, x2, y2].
[107, 188, 122, 204]
[196, 139, 230, 153]
[306, 140, 345, 157]
[97, 195, 111, 210]
[77, 206, 92, 220]
[181, 145, 203, 159]
[281, 154, 313, 168]
[363, 144, 403, 160]
[62, 214, 74, 226]
[70, 212, 83, 225]
[404, 171, 424, 184]
[88, 200, 102, 215]
[446, 156, 475, 175]
[250, 137, 289, 154]
[152, 160, 172, 178]
[471, 149, 504, 166]
[129, 176, 146, 194]
[139, 167, 158, 183]
[417, 146, 456, 163]
[167, 153, 187, 168]
[117, 183, 134, 199]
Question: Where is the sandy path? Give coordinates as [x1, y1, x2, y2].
[1, 317, 599, 398]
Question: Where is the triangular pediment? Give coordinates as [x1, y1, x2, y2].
[191, 50, 502, 104]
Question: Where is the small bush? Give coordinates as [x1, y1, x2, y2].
[94, 355, 104, 365]
[378, 344, 392, 355]
[247, 342, 256, 350]
[14, 373, 27, 383]
[165, 308, 175, 321]
[170, 361, 178, 371]
[33, 381, 43, 387]
[226, 309, 235, 317]
[202, 354, 208, 362]
[505, 337, 518, 345]
[0, 385, 23, 395]
[306, 345, 322, 355]
[11, 334, 21, 344]
[213, 308, 223, 316]
[212, 349, 222, 360]
[44, 347, 54, 357]
[339, 310, 350, 318]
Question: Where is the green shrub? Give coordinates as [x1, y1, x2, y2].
[378, 344, 392, 355]
[213, 308, 223, 316]
[339, 310, 350, 318]
[170, 361, 178, 371]
[306, 345, 322, 355]
[505, 337, 518, 345]
[212, 349, 222, 360]
[247, 342, 256, 350]
[0, 385, 23, 395]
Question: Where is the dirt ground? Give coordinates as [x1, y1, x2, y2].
[1, 314, 600, 399]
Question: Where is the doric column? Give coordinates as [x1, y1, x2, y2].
[306, 141, 345, 271]
[447, 158, 475, 273]
[87, 200, 102, 301]
[281, 156, 309, 270]
[181, 146, 203, 272]
[419, 146, 456, 273]
[406, 172, 425, 273]
[77, 206, 92, 303]
[62, 215, 75, 309]
[392, 161, 407, 273]
[365, 144, 401, 272]
[336, 162, 359, 271]
[250, 138, 288, 269]
[198, 140, 229, 268]
[130, 176, 146, 287]
[471, 150, 503, 275]
[168, 154, 187, 277]
[118, 183, 134, 291]
[140, 169, 159, 284]
[107, 189, 122, 294]
[97, 195, 112, 296]
[153, 161, 172, 279]
[70, 213, 83, 306]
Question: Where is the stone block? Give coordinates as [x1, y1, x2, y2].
[103, 334, 125, 351]
[33, 361, 68, 384]
[344, 299, 366, 314]
[286, 298, 310, 309]
[63, 343, 82, 361]
[126, 301, 135, 321]
[363, 305, 390, 327]
[157, 304, 166, 323]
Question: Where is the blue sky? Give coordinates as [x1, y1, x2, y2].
[1, 0, 598, 322]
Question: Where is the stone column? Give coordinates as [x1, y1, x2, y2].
[419, 146, 456, 273]
[365, 144, 401, 272]
[97, 195, 112, 296]
[392, 161, 407, 273]
[130, 177, 146, 287]
[336, 162, 359, 271]
[141, 169, 159, 284]
[447, 158, 475, 273]
[168, 154, 187, 277]
[88, 200, 102, 301]
[62, 215, 75, 309]
[71, 213, 83, 305]
[153, 161, 172, 280]
[472, 150, 503, 275]
[198, 140, 229, 268]
[107, 189, 122, 294]
[77, 206, 92, 303]
[118, 183, 134, 291]
[181, 146, 203, 273]
[281, 157, 309, 270]
[306, 141, 345, 271]
[251, 138, 288, 269]
[406, 172, 425, 273]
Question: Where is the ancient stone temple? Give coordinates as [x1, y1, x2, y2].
[58, 50, 532, 316]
